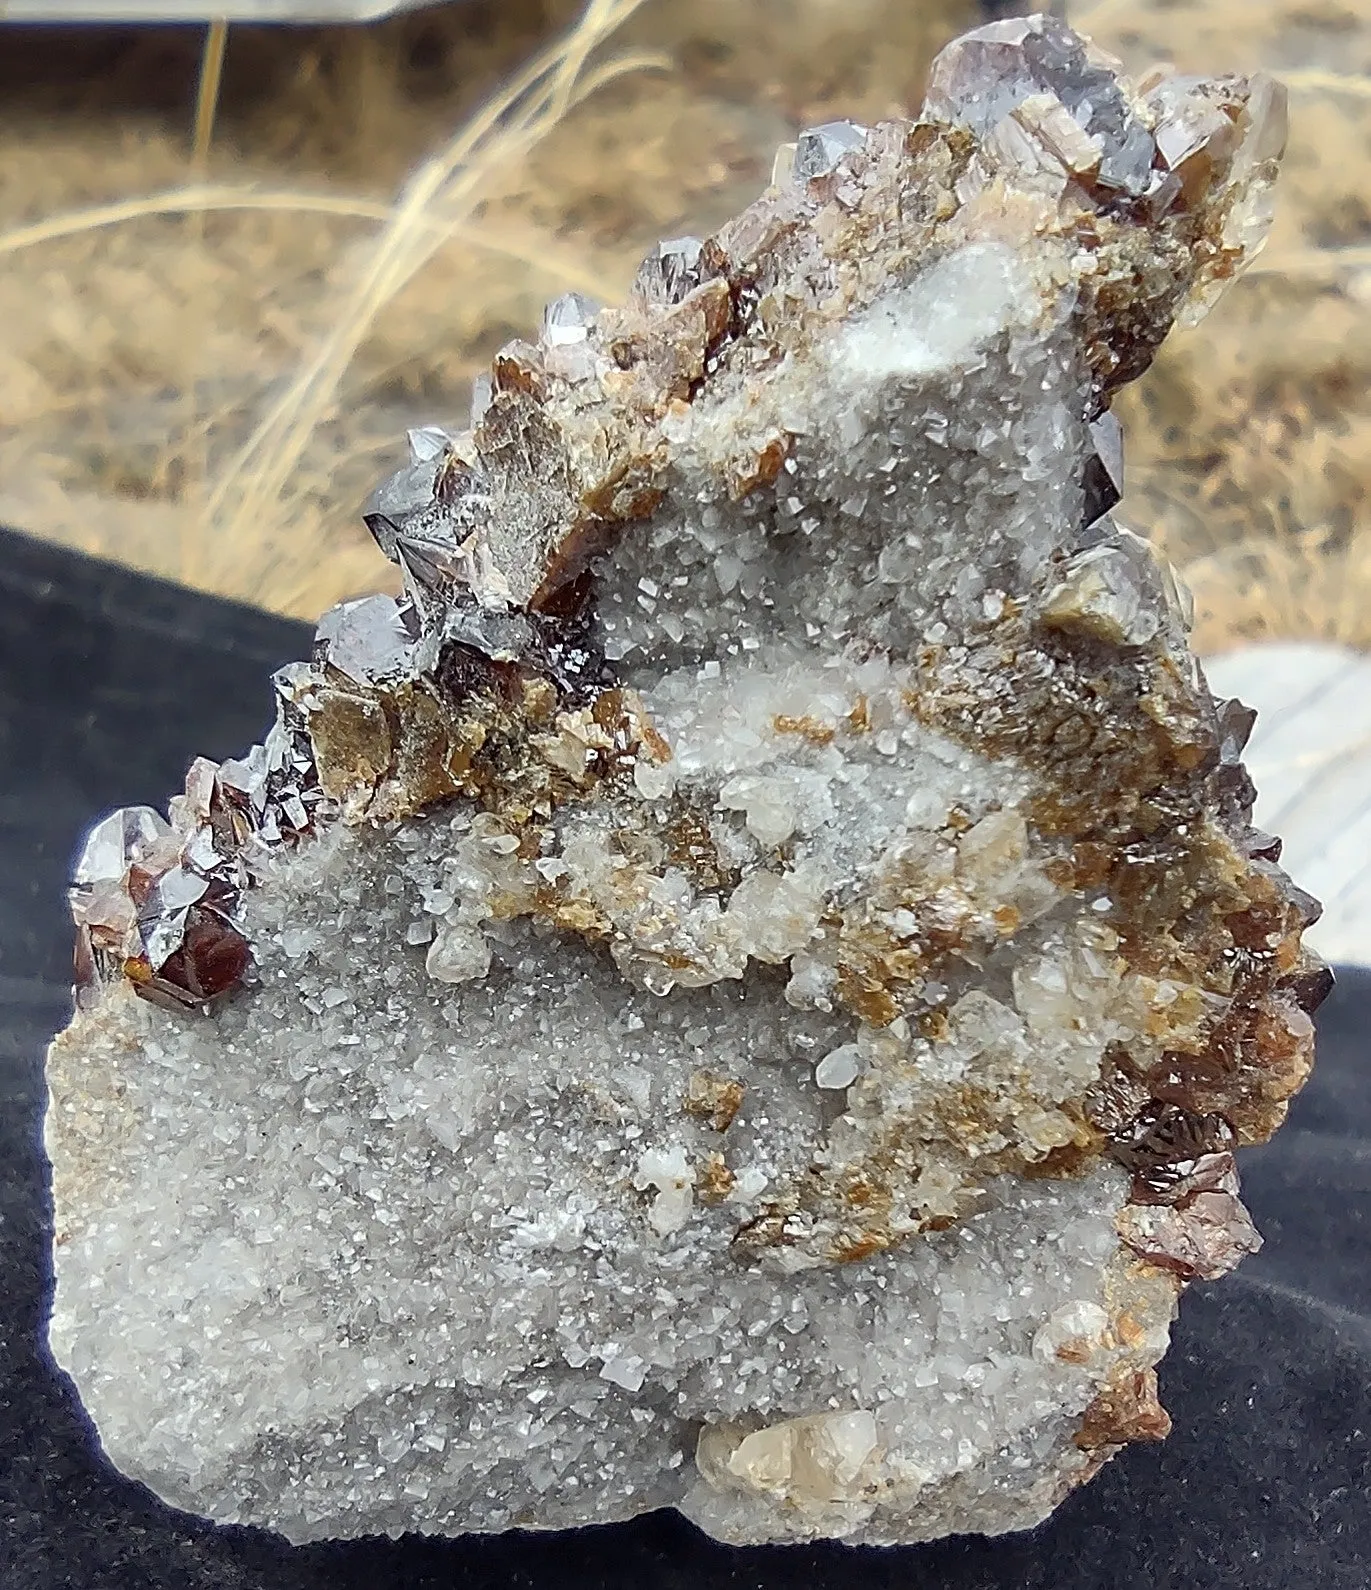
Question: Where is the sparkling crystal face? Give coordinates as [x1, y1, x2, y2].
[925, 14, 1157, 196]
[543, 291, 598, 345]
[48, 18, 1316, 1553]
[406, 424, 452, 464]
[793, 120, 869, 182]
[315, 594, 418, 687]
[361, 456, 443, 552]
[72, 805, 170, 887]
[1082, 411, 1125, 528]
[632, 235, 705, 307]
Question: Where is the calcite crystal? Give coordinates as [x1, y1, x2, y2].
[46, 15, 1327, 1548]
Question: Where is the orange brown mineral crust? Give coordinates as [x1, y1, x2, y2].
[1074, 1366, 1174, 1451]
[683, 1069, 747, 1133]
[695, 1151, 737, 1207]
[47, 14, 1327, 1549]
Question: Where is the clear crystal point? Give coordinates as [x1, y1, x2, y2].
[407, 425, 452, 465]
[469, 372, 493, 429]
[1083, 411, 1124, 527]
[362, 459, 442, 558]
[543, 292, 598, 346]
[633, 236, 705, 307]
[793, 120, 869, 182]
[926, 13, 1155, 196]
[315, 595, 417, 687]
[72, 806, 171, 886]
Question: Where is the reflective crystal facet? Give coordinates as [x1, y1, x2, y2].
[469, 372, 493, 429]
[1116, 1190, 1263, 1280]
[72, 806, 170, 886]
[632, 235, 705, 306]
[362, 458, 442, 555]
[1041, 532, 1160, 646]
[926, 14, 1155, 195]
[543, 291, 598, 346]
[1082, 411, 1124, 527]
[793, 120, 869, 182]
[315, 595, 417, 686]
[406, 425, 452, 465]
[152, 907, 253, 1006]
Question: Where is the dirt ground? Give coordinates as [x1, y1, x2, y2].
[0, 0, 1367, 654]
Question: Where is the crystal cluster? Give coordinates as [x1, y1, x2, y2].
[46, 16, 1325, 1549]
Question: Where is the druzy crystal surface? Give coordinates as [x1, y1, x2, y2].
[46, 16, 1325, 1548]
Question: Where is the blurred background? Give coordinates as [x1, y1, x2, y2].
[0, 0, 1368, 655]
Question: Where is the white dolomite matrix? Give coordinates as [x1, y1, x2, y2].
[47, 15, 1328, 1549]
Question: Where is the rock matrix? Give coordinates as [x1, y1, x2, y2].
[47, 14, 1324, 1548]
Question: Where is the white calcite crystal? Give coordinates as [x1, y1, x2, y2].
[47, 14, 1327, 1550]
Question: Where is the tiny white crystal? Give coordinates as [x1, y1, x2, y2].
[633, 1143, 695, 1236]
[814, 1044, 861, 1091]
[1032, 1300, 1113, 1366]
[424, 920, 490, 983]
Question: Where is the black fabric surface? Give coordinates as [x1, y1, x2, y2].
[1, 525, 1367, 1590]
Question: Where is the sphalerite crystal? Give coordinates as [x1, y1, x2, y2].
[46, 15, 1324, 1548]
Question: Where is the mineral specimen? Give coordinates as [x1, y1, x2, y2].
[46, 14, 1325, 1549]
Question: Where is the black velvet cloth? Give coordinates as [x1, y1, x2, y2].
[2, 526, 1367, 1590]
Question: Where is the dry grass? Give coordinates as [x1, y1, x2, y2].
[1075, 0, 1371, 653]
[0, 0, 676, 611]
[0, 0, 1367, 653]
